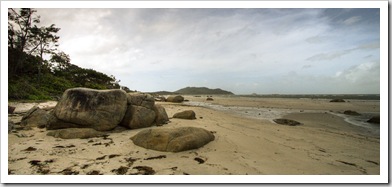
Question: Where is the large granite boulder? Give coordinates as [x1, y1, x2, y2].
[46, 111, 82, 130]
[153, 104, 169, 125]
[20, 106, 51, 128]
[47, 128, 105, 139]
[53, 88, 128, 131]
[166, 95, 184, 103]
[127, 93, 155, 109]
[131, 127, 215, 152]
[120, 105, 156, 129]
[173, 110, 196, 120]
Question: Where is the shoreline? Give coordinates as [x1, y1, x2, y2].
[8, 97, 380, 175]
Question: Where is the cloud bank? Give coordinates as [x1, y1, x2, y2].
[36, 8, 380, 94]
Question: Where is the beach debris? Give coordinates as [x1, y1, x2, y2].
[366, 160, 379, 165]
[343, 110, 361, 116]
[173, 110, 196, 120]
[166, 95, 184, 103]
[47, 128, 105, 139]
[194, 157, 205, 164]
[367, 116, 380, 124]
[125, 157, 139, 167]
[111, 166, 129, 175]
[8, 169, 15, 175]
[53, 145, 75, 148]
[131, 127, 215, 152]
[144, 155, 166, 160]
[23, 146, 37, 152]
[131, 166, 155, 175]
[29, 160, 41, 166]
[86, 170, 102, 175]
[273, 118, 302, 126]
[330, 99, 346, 102]
[60, 167, 79, 175]
[336, 160, 357, 166]
[96, 155, 107, 160]
[109, 154, 121, 159]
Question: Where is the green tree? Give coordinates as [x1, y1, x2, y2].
[8, 8, 60, 80]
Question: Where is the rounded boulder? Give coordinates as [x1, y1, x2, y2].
[131, 127, 215, 152]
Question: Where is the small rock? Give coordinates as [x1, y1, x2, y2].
[173, 110, 196, 120]
[367, 116, 380, 124]
[330, 99, 345, 102]
[47, 128, 105, 139]
[273, 118, 302, 126]
[343, 110, 361, 116]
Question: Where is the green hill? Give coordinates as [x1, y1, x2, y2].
[175, 87, 234, 95]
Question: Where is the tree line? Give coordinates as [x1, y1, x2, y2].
[8, 8, 131, 100]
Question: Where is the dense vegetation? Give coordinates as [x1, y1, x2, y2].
[8, 8, 130, 100]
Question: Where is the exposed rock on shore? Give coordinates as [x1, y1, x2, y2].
[330, 99, 345, 102]
[47, 128, 105, 139]
[166, 95, 184, 103]
[173, 110, 196, 120]
[343, 110, 361, 116]
[53, 88, 128, 131]
[131, 127, 215, 152]
[273, 118, 302, 126]
[367, 116, 380, 124]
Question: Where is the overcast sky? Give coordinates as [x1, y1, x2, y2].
[36, 8, 380, 94]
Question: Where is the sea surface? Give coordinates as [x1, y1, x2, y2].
[185, 101, 380, 137]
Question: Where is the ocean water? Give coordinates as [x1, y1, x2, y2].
[185, 101, 380, 136]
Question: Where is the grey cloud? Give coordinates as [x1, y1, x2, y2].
[342, 16, 361, 25]
[306, 51, 350, 61]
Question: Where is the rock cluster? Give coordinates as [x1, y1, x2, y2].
[15, 88, 214, 152]
[47, 88, 169, 131]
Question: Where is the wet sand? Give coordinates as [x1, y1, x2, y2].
[7, 96, 380, 176]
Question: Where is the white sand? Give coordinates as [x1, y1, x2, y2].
[8, 96, 380, 175]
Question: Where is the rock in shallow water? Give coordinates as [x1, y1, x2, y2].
[273, 118, 302, 126]
[131, 127, 215, 152]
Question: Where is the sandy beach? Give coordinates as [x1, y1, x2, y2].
[8, 96, 380, 175]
